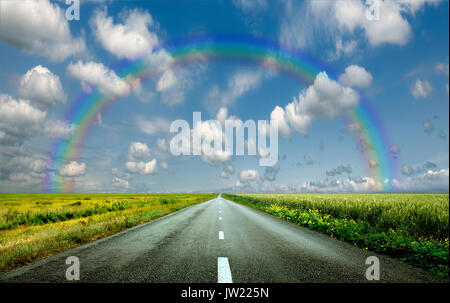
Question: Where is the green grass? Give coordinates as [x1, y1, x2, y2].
[223, 193, 449, 277]
[0, 193, 216, 271]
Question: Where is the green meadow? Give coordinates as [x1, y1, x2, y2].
[223, 193, 449, 277]
[0, 193, 216, 271]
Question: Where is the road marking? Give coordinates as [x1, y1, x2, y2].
[219, 210, 222, 214]
[219, 231, 224, 239]
[217, 257, 232, 283]
[219, 216, 222, 220]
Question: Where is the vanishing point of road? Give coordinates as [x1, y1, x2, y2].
[0, 194, 444, 282]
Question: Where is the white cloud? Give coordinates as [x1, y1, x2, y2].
[338, 65, 373, 88]
[279, 0, 438, 58]
[91, 8, 159, 59]
[112, 168, 131, 180]
[335, 0, 411, 46]
[43, 119, 75, 139]
[239, 169, 260, 182]
[0, 95, 46, 127]
[128, 142, 152, 160]
[284, 72, 359, 135]
[136, 116, 171, 136]
[270, 106, 291, 139]
[0, 0, 85, 61]
[0, 94, 47, 143]
[216, 107, 229, 125]
[395, 168, 449, 192]
[18, 65, 66, 109]
[297, 176, 382, 193]
[126, 159, 157, 174]
[60, 161, 86, 177]
[112, 177, 130, 189]
[0, 94, 74, 145]
[411, 79, 432, 98]
[67, 60, 131, 96]
[202, 149, 231, 166]
[220, 164, 235, 179]
[10, 155, 46, 174]
[156, 70, 178, 92]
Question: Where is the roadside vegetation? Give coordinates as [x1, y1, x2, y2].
[223, 193, 449, 277]
[0, 193, 216, 271]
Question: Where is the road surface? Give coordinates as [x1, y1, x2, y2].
[0, 195, 444, 282]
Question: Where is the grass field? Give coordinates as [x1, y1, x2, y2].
[223, 193, 449, 277]
[0, 193, 216, 271]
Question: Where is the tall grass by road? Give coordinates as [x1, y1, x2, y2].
[0, 193, 216, 271]
[223, 193, 449, 277]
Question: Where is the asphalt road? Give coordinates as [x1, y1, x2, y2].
[0, 195, 444, 282]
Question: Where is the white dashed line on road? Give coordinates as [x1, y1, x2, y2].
[219, 231, 224, 239]
[218, 257, 233, 283]
[219, 216, 222, 220]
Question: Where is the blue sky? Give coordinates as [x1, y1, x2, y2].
[0, 0, 448, 193]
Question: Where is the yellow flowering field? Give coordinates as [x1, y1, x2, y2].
[223, 193, 449, 277]
[0, 193, 216, 271]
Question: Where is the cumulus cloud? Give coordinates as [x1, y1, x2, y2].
[112, 168, 131, 180]
[90, 7, 199, 106]
[270, 106, 291, 139]
[202, 150, 231, 166]
[338, 65, 373, 88]
[112, 177, 130, 190]
[0, 94, 47, 143]
[306, 177, 381, 192]
[126, 159, 157, 174]
[396, 168, 449, 192]
[279, 0, 439, 60]
[43, 119, 75, 139]
[0, 0, 85, 61]
[401, 161, 437, 176]
[284, 72, 359, 135]
[60, 161, 86, 177]
[67, 60, 131, 96]
[91, 8, 159, 59]
[411, 79, 432, 99]
[128, 142, 152, 161]
[18, 65, 66, 109]
[111, 168, 131, 190]
[239, 169, 260, 182]
[219, 164, 235, 179]
[335, 0, 412, 46]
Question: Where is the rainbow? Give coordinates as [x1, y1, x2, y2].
[43, 35, 398, 193]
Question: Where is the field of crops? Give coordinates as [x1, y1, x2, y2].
[0, 193, 216, 271]
[223, 193, 449, 277]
